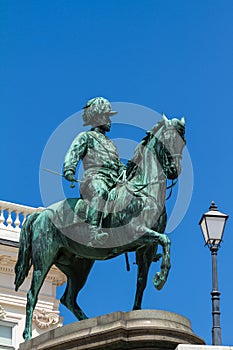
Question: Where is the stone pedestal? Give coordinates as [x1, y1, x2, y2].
[19, 310, 205, 350]
[176, 346, 233, 350]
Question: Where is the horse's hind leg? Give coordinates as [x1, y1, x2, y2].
[133, 246, 155, 310]
[23, 258, 55, 340]
[59, 257, 94, 321]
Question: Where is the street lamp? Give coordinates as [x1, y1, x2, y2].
[199, 201, 228, 345]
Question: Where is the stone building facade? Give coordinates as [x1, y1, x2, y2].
[0, 200, 66, 349]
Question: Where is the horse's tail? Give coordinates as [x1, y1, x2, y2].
[14, 212, 40, 291]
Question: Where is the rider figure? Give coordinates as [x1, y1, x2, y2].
[63, 97, 126, 247]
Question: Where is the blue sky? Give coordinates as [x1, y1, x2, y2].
[1, 0, 233, 345]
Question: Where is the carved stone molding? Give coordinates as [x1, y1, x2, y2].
[0, 255, 11, 264]
[0, 254, 66, 286]
[0, 304, 6, 319]
[0, 254, 15, 275]
[33, 309, 62, 329]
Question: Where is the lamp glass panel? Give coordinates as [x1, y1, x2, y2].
[200, 218, 208, 243]
[205, 216, 225, 240]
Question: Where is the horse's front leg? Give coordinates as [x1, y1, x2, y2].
[138, 227, 171, 290]
[133, 246, 156, 310]
[152, 232, 171, 290]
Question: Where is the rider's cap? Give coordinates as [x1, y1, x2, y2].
[82, 97, 117, 126]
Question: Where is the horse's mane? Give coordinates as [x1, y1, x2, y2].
[126, 120, 164, 178]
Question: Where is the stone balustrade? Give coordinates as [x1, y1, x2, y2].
[0, 200, 65, 349]
[0, 200, 44, 242]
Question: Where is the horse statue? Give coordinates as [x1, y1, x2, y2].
[15, 115, 186, 340]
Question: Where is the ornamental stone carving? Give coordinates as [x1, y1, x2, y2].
[33, 309, 61, 329]
[0, 304, 6, 319]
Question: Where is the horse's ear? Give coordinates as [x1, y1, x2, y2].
[180, 116, 185, 125]
[146, 130, 153, 139]
[162, 112, 169, 123]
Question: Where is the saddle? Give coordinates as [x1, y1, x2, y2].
[46, 182, 145, 230]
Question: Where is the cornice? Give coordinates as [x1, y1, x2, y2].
[0, 254, 66, 286]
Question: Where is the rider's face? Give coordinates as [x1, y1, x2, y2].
[99, 115, 111, 132]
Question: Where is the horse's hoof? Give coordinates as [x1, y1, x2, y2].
[79, 314, 88, 321]
[23, 333, 31, 341]
[132, 306, 141, 310]
[153, 272, 167, 290]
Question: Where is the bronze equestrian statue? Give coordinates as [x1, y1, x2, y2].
[15, 97, 186, 340]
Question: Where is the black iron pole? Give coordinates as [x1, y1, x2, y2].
[210, 245, 222, 345]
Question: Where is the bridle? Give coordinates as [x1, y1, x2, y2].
[119, 121, 184, 200]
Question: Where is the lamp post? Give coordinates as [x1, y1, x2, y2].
[199, 201, 228, 345]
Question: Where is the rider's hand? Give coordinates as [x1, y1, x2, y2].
[64, 170, 75, 182]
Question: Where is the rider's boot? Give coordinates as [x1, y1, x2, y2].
[87, 205, 108, 247]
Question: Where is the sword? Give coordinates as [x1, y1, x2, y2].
[42, 168, 81, 188]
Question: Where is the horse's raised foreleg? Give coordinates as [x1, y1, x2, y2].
[133, 246, 156, 310]
[137, 228, 171, 291]
[59, 257, 94, 321]
[152, 232, 171, 290]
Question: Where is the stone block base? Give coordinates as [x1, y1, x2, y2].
[176, 345, 233, 350]
[19, 310, 205, 350]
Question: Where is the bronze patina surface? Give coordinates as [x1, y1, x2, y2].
[15, 97, 186, 340]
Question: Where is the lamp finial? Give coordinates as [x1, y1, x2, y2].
[210, 201, 218, 211]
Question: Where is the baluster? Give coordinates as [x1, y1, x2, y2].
[0, 208, 5, 228]
[14, 211, 21, 232]
[6, 210, 13, 229]
[22, 212, 27, 225]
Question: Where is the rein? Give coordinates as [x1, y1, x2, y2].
[119, 178, 178, 201]
[165, 179, 178, 200]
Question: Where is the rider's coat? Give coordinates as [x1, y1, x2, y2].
[63, 128, 126, 188]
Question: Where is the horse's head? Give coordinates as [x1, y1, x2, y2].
[127, 115, 186, 182]
[151, 114, 186, 180]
